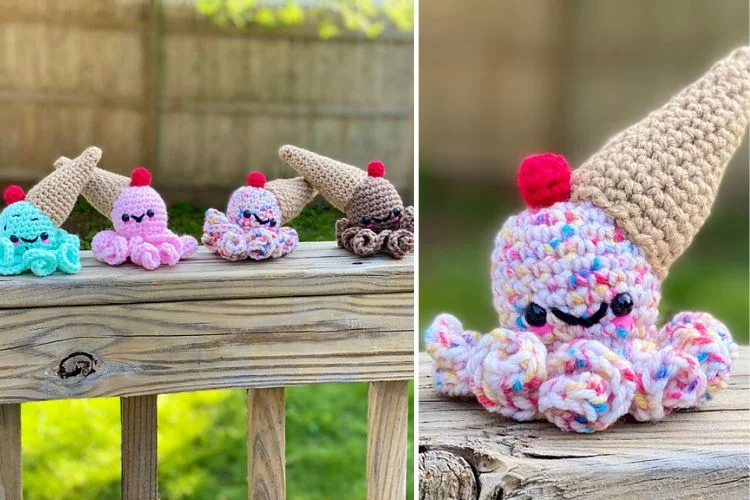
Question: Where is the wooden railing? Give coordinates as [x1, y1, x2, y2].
[0, 242, 414, 499]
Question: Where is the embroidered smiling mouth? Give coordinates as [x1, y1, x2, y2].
[20, 236, 39, 244]
[551, 302, 608, 327]
[371, 213, 392, 223]
[131, 214, 146, 223]
[251, 213, 276, 227]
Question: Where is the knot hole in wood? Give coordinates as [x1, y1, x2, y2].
[57, 352, 98, 379]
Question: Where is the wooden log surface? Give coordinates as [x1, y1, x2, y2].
[0, 404, 21, 500]
[367, 380, 410, 500]
[0, 243, 413, 403]
[0, 242, 413, 308]
[419, 347, 750, 500]
[121, 395, 158, 500]
[248, 388, 285, 500]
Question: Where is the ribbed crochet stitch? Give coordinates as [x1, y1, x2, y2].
[425, 48, 747, 433]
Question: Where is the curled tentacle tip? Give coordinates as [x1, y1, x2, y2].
[247, 171, 266, 188]
[517, 153, 571, 208]
[130, 167, 152, 187]
[367, 161, 385, 178]
[3, 185, 25, 205]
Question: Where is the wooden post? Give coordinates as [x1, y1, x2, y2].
[121, 395, 158, 500]
[367, 380, 409, 500]
[0, 404, 21, 500]
[248, 388, 285, 500]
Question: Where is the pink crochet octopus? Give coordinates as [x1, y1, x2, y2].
[425, 155, 738, 433]
[202, 172, 313, 261]
[92, 168, 197, 270]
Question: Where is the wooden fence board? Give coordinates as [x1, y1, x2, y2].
[0, 404, 21, 500]
[121, 395, 158, 500]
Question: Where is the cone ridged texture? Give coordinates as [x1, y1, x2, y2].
[278, 145, 367, 212]
[572, 47, 750, 278]
[28, 146, 101, 226]
[55, 156, 130, 218]
[266, 177, 317, 224]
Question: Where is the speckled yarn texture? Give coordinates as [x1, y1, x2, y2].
[202, 173, 315, 261]
[91, 168, 198, 270]
[0, 146, 101, 276]
[279, 145, 414, 259]
[425, 47, 747, 433]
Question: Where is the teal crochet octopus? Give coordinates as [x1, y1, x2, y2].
[0, 146, 101, 276]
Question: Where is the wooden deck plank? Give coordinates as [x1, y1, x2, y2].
[0, 243, 414, 309]
[0, 293, 413, 403]
[419, 347, 750, 500]
[367, 380, 409, 500]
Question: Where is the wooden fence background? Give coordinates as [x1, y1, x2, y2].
[420, 0, 749, 204]
[0, 0, 414, 207]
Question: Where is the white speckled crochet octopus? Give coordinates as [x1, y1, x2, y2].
[425, 48, 749, 432]
[202, 171, 316, 261]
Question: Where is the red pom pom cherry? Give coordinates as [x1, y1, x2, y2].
[247, 171, 266, 188]
[3, 185, 25, 205]
[517, 153, 571, 208]
[130, 167, 152, 187]
[367, 161, 385, 178]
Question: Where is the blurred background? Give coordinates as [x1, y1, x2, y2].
[420, 0, 749, 346]
[0, 0, 413, 498]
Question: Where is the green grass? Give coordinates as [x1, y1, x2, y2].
[419, 173, 749, 346]
[27, 201, 413, 500]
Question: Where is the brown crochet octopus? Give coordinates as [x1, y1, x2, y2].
[279, 145, 414, 259]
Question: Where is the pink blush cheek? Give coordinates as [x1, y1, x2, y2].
[12, 241, 21, 247]
[529, 324, 553, 335]
[612, 315, 635, 329]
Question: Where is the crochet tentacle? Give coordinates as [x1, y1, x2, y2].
[56, 232, 81, 274]
[539, 340, 636, 433]
[659, 312, 737, 399]
[424, 314, 481, 397]
[92, 230, 129, 266]
[22, 248, 58, 277]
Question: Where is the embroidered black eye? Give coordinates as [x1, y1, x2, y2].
[524, 302, 547, 327]
[121, 214, 130, 222]
[242, 210, 252, 219]
[40, 232, 49, 241]
[270, 219, 277, 227]
[9, 235, 18, 243]
[361, 216, 372, 225]
[146, 209, 155, 218]
[611, 293, 633, 317]
[393, 207, 401, 216]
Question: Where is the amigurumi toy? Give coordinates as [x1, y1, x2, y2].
[55, 157, 198, 270]
[279, 145, 414, 259]
[202, 171, 316, 261]
[425, 47, 749, 433]
[0, 146, 102, 276]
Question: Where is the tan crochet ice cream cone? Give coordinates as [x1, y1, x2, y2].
[278, 145, 368, 213]
[266, 177, 317, 224]
[572, 47, 750, 278]
[28, 146, 102, 226]
[55, 155, 130, 218]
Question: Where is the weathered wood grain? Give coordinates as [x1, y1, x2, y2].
[367, 380, 409, 500]
[419, 347, 750, 500]
[121, 395, 158, 500]
[419, 450, 477, 500]
[0, 243, 414, 309]
[0, 293, 412, 403]
[248, 388, 285, 500]
[0, 404, 21, 500]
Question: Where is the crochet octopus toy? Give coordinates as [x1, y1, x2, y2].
[55, 157, 198, 270]
[202, 171, 316, 261]
[0, 146, 102, 276]
[425, 48, 748, 433]
[279, 145, 414, 258]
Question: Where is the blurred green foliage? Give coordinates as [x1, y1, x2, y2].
[37, 200, 414, 499]
[419, 172, 749, 346]
[23, 383, 414, 499]
[196, 0, 414, 39]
